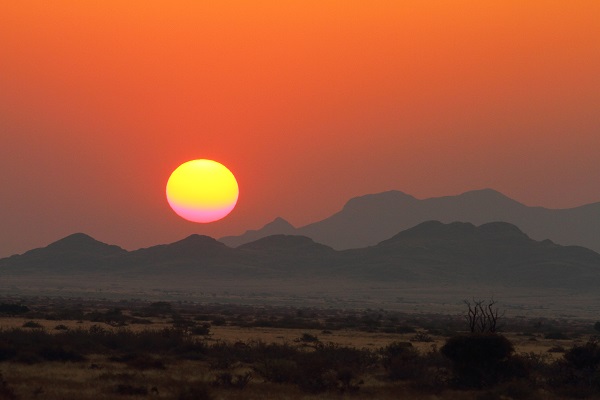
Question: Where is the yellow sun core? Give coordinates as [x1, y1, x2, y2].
[166, 159, 239, 223]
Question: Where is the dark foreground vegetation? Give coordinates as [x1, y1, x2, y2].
[0, 297, 599, 399]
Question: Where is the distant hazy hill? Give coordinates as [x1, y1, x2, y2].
[220, 217, 296, 247]
[338, 221, 600, 288]
[0, 233, 126, 274]
[2, 221, 600, 290]
[220, 189, 600, 253]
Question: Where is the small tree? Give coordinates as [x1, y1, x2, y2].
[441, 298, 519, 388]
[464, 298, 503, 333]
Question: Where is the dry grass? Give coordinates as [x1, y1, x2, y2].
[1, 297, 599, 399]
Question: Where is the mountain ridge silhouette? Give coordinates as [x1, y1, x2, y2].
[220, 188, 600, 252]
[2, 220, 600, 290]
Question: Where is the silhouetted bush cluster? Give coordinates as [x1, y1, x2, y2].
[548, 339, 600, 397]
[0, 326, 206, 364]
[4, 299, 600, 399]
[0, 303, 29, 316]
[381, 341, 421, 380]
[441, 333, 525, 388]
[0, 373, 17, 400]
[251, 342, 375, 393]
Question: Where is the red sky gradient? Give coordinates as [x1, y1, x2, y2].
[1, 1, 599, 257]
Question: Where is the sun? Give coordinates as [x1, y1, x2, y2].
[166, 159, 239, 223]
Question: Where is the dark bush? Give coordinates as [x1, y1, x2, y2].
[441, 334, 517, 388]
[334, 367, 362, 393]
[144, 301, 172, 316]
[0, 303, 29, 316]
[253, 342, 372, 393]
[549, 341, 600, 397]
[14, 351, 43, 364]
[212, 372, 252, 389]
[190, 324, 211, 336]
[381, 342, 421, 380]
[411, 332, 434, 342]
[298, 333, 319, 343]
[177, 382, 212, 400]
[0, 344, 17, 361]
[294, 354, 331, 393]
[545, 331, 569, 340]
[22, 321, 43, 328]
[493, 379, 540, 400]
[114, 383, 148, 395]
[563, 339, 600, 371]
[254, 358, 297, 383]
[40, 346, 86, 362]
[0, 373, 17, 400]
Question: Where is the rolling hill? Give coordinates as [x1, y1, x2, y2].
[220, 189, 600, 253]
[2, 221, 600, 290]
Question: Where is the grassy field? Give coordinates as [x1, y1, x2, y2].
[0, 297, 599, 399]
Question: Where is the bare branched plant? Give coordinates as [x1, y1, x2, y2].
[463, 298, 504, 333]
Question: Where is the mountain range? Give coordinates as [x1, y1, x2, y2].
[220, 189, 600, 253]
[2, 220, 600, 291]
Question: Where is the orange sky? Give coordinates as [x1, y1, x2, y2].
[1, 1, 599, 257]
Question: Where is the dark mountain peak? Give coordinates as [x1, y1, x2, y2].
[219, 217, 297, 248]
[239, 234, 334, 253]
[127, 234, 232, 262]
[45, 233, 125, 254]
[379, 220, 534, 248]
[343, 190, 417, 211]
[48, 232, 100, 247]
[263, 217, 295, 231]
[478, 221, 530, 239]
[453, 188, 525, 206]
[0, 232, 125, 272]
[169, 234, 227, 249]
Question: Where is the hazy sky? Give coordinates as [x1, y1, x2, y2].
[1, 1, 599, 257]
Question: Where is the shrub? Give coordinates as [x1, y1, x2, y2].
[544, 331, 569, 340]
[298, 333, 319, 343]
[563, 339, 600, 371]
[381, 342, 421, 380]
[492, 379, 540, 400]
[0, 373, 17, 400]
[441, 334, 517, 388]
[547, 345, 565, 353]
[54, 324, 69, 331]
[254, 358, 297, 383]
[0, 344, 17, 361]
[22, 321, 43, 328]
[0, 303, 29, 316]
[334, 367, 362, 393]
[40, 346, 86, 362]
[411, 332, 434, 342]
[190, 324, 211, 336]
[114, 384, 148, 395]
[212, 372, 252, 389]
[177, 382, 213, 400]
